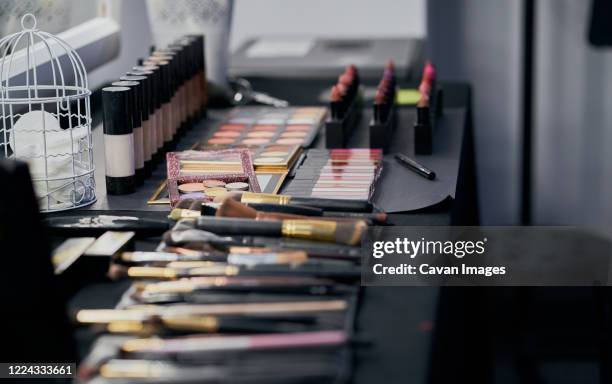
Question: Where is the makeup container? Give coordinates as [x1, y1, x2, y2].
[369, 61, 397, 152]
[123, 73, 152, 177]
[188, 34, 207, 120]
[325, 65, 363, 148]
[150, 51, 180, 143]
[137, 60, 163, 163]
[203, 106, 326, 149]
[414, 61, 443, 155]
[130, 68, 156, 173]
[112, 80, 144, 185]
[284, 148, 383, 202]
[102, 86, 135, 195]
[166, 43, 190, 135]
[175, 36, 201, 131]
[143, 56, 172, 154]
[145, 56, 174, 150]
[166, 149, 261, 207]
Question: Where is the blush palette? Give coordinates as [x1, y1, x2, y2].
[204, 106, 327, 149]
[284, 148, 383, 201]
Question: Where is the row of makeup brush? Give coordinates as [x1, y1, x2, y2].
[76, 194, 376, 382]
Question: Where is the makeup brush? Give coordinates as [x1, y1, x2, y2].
[105, 315, 313, 336]
[76, 300, 348, 324]
[236, 191, 373, 212]
[216, 197, 372, 225]
[195, 216, 367, 246]
[119, 330, 348, 356]
[330, 85, 342, 120]
[212, 195, 387, 223]
[161, 229, 362, 260]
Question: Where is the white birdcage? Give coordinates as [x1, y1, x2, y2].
[0, 14, 96, 212]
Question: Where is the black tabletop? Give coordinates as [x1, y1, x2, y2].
[57, 79, 476, 384]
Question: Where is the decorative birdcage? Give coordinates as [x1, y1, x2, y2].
[0, 14, 96, 212]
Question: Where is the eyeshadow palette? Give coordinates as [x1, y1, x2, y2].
[195, 143, 302, 172]
[204, 106, 327, 149]
[166, 149, 261, 207]
[284, 148, 383, 201]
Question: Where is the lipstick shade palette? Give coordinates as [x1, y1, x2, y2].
[284, 148, 383, 201]
[204, 106, 327, 149]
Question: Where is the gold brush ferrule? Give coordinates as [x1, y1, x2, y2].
[107, 321, 153, 334]
[100, 360, 162, 379]
[281, 220, 338, 242]
[168, 208, 201, 220]
[162, 316, 219, 332]
[240, 192, 291, 205]
[128, 267, 178, 279]
[122, 338, 165, 353]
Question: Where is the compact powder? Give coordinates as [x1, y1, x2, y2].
[208, 138, 235, 145]
[204, 187, 229, 197]
[286, 125, 311, 131]
[213, 131, 241, 138]
[259, 151, 289, 157]
[242, 138, 270, 145]
[178, 182, 205, 193]
[202, 179, 226, 188]
[277, 138, 304, 145]
[226, 182, 250, 191]
[280, 131, 307, 138]
[255, 157, 285, 164]
[219, 124, 246, 131]
[180, 192, 206, 199]
[247, 131, 275, 138]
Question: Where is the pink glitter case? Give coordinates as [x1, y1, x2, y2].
[166, 149, 261, 207]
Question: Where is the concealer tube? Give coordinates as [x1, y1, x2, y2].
[114, 79, 144, 185]
[146, 57, 173, 149]
[141, 60, 167, 155]
[102, 87, 135, 194]
[125, 71, 153, 176]
[168, 43, 189, 132]
[152, 50, 180, 141]
[136, 62, 161, 164]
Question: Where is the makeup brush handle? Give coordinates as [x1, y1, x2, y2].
[291, 197, 373, 212]
[197, 217, 282, 236]
[248, 203, 323, 216]
[256, 211, 370, 225]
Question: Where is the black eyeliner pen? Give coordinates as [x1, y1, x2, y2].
[394, 153, 436, 180]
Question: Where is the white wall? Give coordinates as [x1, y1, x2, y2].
[230, 0, 426, 51]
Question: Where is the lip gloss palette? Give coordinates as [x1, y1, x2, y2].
[205, 106, 327, 149]
[284, 148, 383, 201]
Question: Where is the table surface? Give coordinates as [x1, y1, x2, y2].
[63, 81, 474, 384]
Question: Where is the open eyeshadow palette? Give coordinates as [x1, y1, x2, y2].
[204, 106, 327, 148]
[195, 143, 302, 172]
[166, 149, 261, 207]
[284, 148, 383, 201]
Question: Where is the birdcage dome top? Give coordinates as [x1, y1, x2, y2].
[0, 13, 90, 106]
